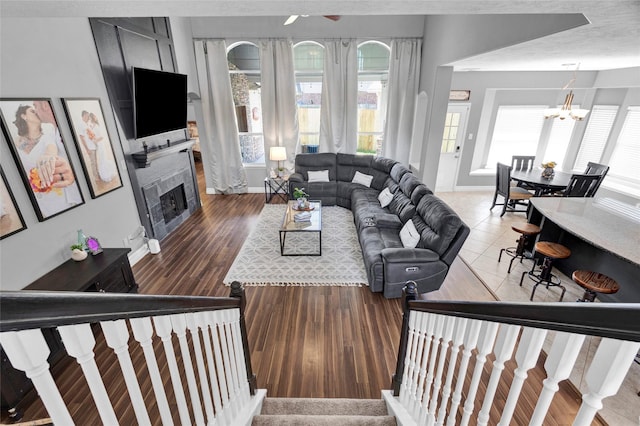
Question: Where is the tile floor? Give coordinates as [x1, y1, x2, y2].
[436, 190, 639, 426]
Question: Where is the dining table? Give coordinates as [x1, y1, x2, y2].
[510, 168, 572, 196]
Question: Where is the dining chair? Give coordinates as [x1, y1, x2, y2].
[584, 161, 609, 194]
[562, 174, 603, 197]
[511, 155, 536, 171]
[490, 162, 533, 217]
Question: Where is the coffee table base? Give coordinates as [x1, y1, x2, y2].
[279, 230, 322, 256]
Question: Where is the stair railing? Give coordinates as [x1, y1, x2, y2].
[385, 282, 640, 426]
[0, 282, 265, 425]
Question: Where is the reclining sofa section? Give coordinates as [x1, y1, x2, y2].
[288, 153, 470, 299]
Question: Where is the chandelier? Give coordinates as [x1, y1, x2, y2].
[543, 66, 590, 121]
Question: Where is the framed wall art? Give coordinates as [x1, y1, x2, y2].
[0, 167, 27, 239]
[62, 98, 123, 198]
[0, 98, 84, 221]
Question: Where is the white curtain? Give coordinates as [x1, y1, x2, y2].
[259, 40, 299, 171]
[383, 39, 422, 165]
[194, 40, 247, 194]
[319, 40, 358, 153]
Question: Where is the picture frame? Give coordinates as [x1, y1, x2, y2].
[0, 167, 27, 239]
[449, 90, 471, 101]
[62, 98, 123, 198]
[0, 98, 85, 221]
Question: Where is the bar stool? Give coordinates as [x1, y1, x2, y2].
[498, 223, 541, 273]
[572, 270, 620, 302]
[520, 241, 571, 301]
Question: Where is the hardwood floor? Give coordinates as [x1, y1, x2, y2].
[11, 161, 604, 424]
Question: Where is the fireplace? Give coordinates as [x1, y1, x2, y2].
[160, 184, 187, 224]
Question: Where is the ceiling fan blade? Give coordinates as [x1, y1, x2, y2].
[284, 15, 299, 25]
[323, 15, 341, 21]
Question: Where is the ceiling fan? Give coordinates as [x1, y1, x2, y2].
[284, 15, 341, 25]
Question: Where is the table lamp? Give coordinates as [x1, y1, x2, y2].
[270, 146, 287, 173]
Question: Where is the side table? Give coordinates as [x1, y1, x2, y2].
[264, 176, 289, 203]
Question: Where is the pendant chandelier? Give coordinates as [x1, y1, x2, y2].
[543, 65, 590, 121]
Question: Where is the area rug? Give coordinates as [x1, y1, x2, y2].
[223, 204, 368, 287]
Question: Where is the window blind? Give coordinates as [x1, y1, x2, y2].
[544, 117, 576, 168]
[486, 106, 546, 168]
[573, 105, 618, 171]
[609, 106, 640, 182]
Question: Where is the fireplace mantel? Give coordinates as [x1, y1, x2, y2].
[132, 139, 195, 168]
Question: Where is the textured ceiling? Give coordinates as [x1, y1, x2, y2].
[2, 0, 639, 71]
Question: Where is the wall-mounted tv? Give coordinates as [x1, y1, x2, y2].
[133, 67, 187, 139]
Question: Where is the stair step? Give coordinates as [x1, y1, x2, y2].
[259, 397, 389, 416]
[252, 414, 397, 426]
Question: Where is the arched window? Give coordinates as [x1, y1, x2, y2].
[227, 42, 264, 164]
[294, 42, 324, 152]
[357, 41, 390, 155]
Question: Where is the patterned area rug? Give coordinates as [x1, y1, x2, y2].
[223, 204, 368, 286]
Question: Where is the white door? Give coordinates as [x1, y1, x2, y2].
[436, 104, 470, 192]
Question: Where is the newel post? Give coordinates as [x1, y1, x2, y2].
[230, 281, 257, 395]
[391, 281, 418, 396]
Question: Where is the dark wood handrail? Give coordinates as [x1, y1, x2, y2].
[407, 300, 640, 342]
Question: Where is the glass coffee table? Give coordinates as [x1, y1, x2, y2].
[279, 200, 322, 256]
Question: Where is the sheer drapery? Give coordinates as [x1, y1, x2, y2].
[319, 40, 358, 153]
[383, 39, 422, 165]
[259, 40, 299, 170]
[194, 40, 247, 193]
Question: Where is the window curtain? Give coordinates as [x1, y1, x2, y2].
[383, 39, 422, 165]
[193, 40, 247, 194]
[319, 40, 358, 153]
[259, 39, 299, 170]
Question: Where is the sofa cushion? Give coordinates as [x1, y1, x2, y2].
[390, 163, 411, 184]
[388, 191, 416, 223]
[352, 171, 373, 187]
[378, 188, 393, 208]
[400, 219, 420, 248]
[336, 153, 373, 183]
[295, 153, 337, 181]
[412, 194, 464, 256]
[308, 170, 330, 182]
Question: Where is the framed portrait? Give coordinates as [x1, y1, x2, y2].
[0, 98, 85, 221]
[0, 167, 27, 239]
[62, 98, 123, 198]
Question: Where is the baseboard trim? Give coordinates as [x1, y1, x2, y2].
[206, 187, 264, 194]
[128, 244, 149, 267]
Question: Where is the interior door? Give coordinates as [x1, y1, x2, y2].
[436, 104, 470, 192]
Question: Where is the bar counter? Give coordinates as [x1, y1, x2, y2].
[528, 197, 640, 302]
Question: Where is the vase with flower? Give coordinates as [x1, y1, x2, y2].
[293, 187, 310, 209]
[541, 161, 557, 179]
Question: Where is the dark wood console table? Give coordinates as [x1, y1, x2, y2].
[1, 248, 138, 420]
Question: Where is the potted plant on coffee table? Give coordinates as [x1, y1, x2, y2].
[293, 187, 310, 209]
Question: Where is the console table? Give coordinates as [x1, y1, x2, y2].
[1, 248, 137, 420]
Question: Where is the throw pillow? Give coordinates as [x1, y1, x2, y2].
[399, 219, 420, 248]
[378, 187, 393, 208]
[307, 170, 330, 183]
[352, 171, 373, 187]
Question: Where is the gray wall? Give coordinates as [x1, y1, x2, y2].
[0, 17, 141, 290]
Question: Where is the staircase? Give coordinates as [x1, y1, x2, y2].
[252, 397, 396, 425]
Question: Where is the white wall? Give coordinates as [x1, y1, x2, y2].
[0, 17, 141, 290]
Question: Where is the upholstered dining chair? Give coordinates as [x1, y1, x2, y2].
[562, 174, 603, 197]
[491, 162, 533, 217]
[511, 155, 536, 190]
[584, 161, 609, 194]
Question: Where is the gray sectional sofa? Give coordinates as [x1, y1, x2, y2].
[288, 153, 469, 298]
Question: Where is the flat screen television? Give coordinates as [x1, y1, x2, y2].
[132, 67, 187, 139]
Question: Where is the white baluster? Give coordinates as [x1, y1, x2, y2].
[0, 330, 74, 425]
[460, 321, 499, 426]
[436, 317, 467, 426]
[220, 310, 240, 417]
[530, 332, 585, 426]
[426, 316, 456, 426]
[130, 317, 174, 426]
[170, 314, 205, 426]
[101, 319, 152, 426]
[412, 313, 435, 417]
[198, 312, 225, 421]
[209, 311, 231, 416]
[229, 309, 250, 401]
[574, 338, 640, 426]
[58, 323, 118, 425]
[418, 315, 444, 424]
[154, 315, 193, 425]
[497, 327, 547, 426]
[185, 313, 216, 424]
[400, 311, 419, 407]
[477, 324, 520, 426]
[445, 318, 482, 426]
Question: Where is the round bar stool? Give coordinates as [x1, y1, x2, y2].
[520, 241, 571, 301]
[498, 223, 541, 273]
[572, 270, 620, 302]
